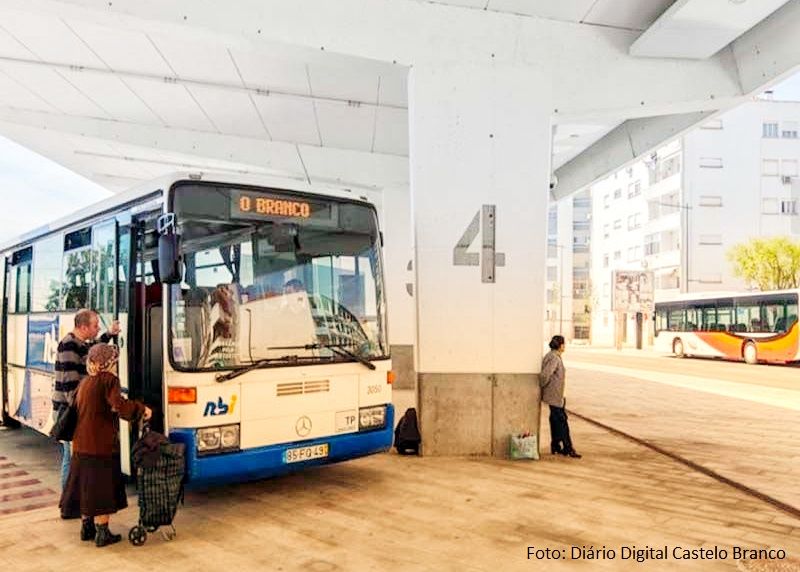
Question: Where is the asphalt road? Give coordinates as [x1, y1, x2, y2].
[565, 347, 799, 390]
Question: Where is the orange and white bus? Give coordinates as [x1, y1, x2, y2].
[654, 289, 799, 364]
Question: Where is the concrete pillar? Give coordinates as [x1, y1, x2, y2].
[380, 184, 417, 396]
[408, 63, 552, 457]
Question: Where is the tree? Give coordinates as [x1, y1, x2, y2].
[727, 237, 800, 290]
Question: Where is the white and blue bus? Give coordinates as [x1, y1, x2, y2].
[0, 173, 394, 486]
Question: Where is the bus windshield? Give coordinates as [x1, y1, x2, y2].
[168, 183, 388, 371]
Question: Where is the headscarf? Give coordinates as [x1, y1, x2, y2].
[86, 343, 119, 376]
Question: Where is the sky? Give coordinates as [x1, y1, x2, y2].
[0, 136, 111, 244]
[0, 71, 799, 246]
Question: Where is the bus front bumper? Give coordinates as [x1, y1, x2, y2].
[169, 404, 394, 488]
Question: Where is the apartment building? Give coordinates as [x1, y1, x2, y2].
[589, 98, 800, 346]
[545, 189, 591, 342]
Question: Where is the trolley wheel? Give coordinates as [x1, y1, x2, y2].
[161, 525, 177, 541]
[743, 341, 758, 365]
[128, 525, 147, 546]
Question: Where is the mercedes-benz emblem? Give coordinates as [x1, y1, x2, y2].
[295, 415, 312, 437]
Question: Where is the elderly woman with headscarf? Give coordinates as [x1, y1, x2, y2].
[59, 343, 152, 547]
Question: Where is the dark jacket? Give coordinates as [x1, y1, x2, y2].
[73, 371, 144, 456]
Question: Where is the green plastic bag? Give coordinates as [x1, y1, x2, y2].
[509, 433, 539, 460]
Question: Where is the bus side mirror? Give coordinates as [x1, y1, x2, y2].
[157, 213, 183, 285]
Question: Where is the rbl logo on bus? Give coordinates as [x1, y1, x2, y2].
[204, 395, 237, 417]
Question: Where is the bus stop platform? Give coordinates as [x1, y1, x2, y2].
[0, 383, 799, 571]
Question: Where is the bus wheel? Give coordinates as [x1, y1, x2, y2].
[743, 341, 758, 365]
[673, 338, 685, 357]
[1, 409, 20, 429]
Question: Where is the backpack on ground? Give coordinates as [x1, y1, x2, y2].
[394, 407, 421, 455]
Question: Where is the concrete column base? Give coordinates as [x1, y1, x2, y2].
[418, 373, 540, 457]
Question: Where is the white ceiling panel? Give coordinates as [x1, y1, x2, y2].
[584, 0, 674, 31]
[372, 107, 409, 156]
[148, 35, 241, 85]
[0, 23, 35, 60]
[0, 10, 105, 68]
[187, 86, 267, 138]
[66, 19, 173, 76]
[253, 95, 320, 146]
[0, 71, 56, 112]
[314, 101, 374, 151]
[229, 48, 311, 96]
[377, 71, 408, 108]
[308, 62, 380, 104]
[123, 77, 215, 131]
[487, 0, 595, 21]
[58, 71, 162, 125]
[434, 0, 488, 9]
[0, 61, 107, 117]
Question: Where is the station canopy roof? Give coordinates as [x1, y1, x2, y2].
[0, 0, 796, 196]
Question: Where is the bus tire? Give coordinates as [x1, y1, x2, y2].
[673, 338, 685, 358]
[743, 341, 758, 365]
[1, 406, 20, 429]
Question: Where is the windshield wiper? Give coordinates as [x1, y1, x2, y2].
[215, 357, 286, 383]
[268, 343, 376, 370]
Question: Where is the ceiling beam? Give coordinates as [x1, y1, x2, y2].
[0, 108, 409, 189]
[552, 111, 713, 200]
[9, 0, 749, 118]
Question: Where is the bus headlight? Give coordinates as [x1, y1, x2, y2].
[197, 427, 221, 452]
[359, 405, 386, 430]
[197, 424, 240, 453]
[220, 424, 240, 449]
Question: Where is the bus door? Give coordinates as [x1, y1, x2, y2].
[0, 256, 16, 428]
[127, 212, 165, 438]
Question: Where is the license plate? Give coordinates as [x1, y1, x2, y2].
[283, 443, 329, 464]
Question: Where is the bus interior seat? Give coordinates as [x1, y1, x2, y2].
[775, 317, 786, 332]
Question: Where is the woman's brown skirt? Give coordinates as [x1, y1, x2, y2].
[59, 453, 128, 519]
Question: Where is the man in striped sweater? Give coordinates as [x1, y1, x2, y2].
[53, 309, 120, 493]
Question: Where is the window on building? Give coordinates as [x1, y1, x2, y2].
[782, 159, 798, 177]
[644, 233, 660, 256]
[699, 157, 723, 169]
[613, 219, 622, 230]
[698, 195, 723, 207]
[763, 159, 779, 176]
[626, 247, 641, 262]
[547, 206, 557, 234]
[603, 254, 609, 268]
[763, 122, 779, 138]
[781, 121, 799, 139]
[613, 188, 621, 199]
[603, 224, 610, 238]
[762, 198, 779, 214]
[613, 250, 621, 260]
[627, 213, 641, 230]
[627, 181, 641, 198]
[546, 266, 558, 281]
[781, 200, 798, 215]
[603, 194, 610, 208]
[699, 234, 723, 245]
[603, 283, 610, 297]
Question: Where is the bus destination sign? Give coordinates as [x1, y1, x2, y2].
[230, 190, 332, 222]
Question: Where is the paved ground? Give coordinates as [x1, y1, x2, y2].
[565, 348, 800, 511]
[0, 350, 799, 571]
